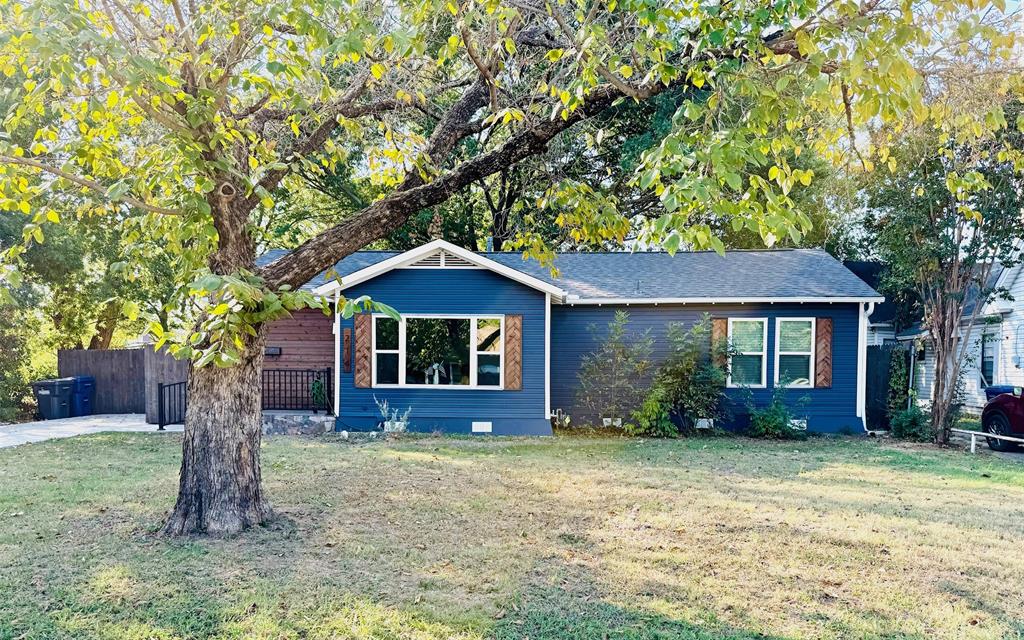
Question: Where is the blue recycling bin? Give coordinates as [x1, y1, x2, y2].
[984, 385, 1018, 401]
[70, 375, 96, 417]
[31, 378, 75, 420]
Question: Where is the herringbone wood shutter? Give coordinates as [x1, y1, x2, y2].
[354, 314, 372, 388]
[504, 315, 523, 390]
[711, 317, 728, 368]
[815, 317, 833, 388]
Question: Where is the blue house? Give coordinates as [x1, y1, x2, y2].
[261, 240, 883, 435]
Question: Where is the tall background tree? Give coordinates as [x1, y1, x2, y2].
[1, 0, 1019, 534]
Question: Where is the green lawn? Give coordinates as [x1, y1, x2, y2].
[1, 433, 1022, 640]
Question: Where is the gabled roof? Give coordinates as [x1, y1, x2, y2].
[257, 240, 883, 303]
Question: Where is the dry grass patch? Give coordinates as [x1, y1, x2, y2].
[0, 433, 1022, 639]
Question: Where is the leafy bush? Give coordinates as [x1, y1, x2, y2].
[886, 348, 910, 420]
[627, 385, 676, 437]
[576, 311, 653, 425]
[890, 402, 931, 441]
[653, 316, 732, 431]
[746, 385, 809, 440]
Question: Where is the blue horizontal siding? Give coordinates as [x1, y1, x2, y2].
[550, 303, 863, 434]
[337, 268, 549, 435]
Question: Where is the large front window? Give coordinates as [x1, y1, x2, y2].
[775, 318, 815, 388]
[372, 315, 503, 388]
[728, 318, 767, 387]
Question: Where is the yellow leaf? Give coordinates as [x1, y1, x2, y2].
[370, 63, 385, 79]
[46, 210, 59, 223]
[106, 92, 118, 108]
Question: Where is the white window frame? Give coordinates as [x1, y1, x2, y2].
[371, 314, 505, 390]
[774, 317, 816, 389]
[979, 331, 998, 388]
[726, 317, 768, 388]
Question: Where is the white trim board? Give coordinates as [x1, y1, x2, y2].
[566, 296, 884, 305]
[313, 239, 566, 299]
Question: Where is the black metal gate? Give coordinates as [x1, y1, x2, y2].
[157, 381, 187, 430]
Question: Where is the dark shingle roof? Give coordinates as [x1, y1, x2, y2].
[258, 247, 881, 300]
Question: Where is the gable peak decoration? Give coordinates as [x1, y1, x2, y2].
[408, 249, 476, 269]
[313, 239, 567, 300]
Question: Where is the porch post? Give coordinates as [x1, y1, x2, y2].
[333, 291, 341, 417]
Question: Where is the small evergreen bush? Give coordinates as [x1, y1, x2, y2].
[627, 385, 676, 437]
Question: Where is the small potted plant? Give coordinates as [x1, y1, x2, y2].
[375, 396, 412, 433]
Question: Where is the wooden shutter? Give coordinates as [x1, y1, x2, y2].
[342, 328, 352, 373]
[504, 315, 523, 390]
[354, 314, 372, 388]
[711, 317, 728, 368]
[815, 317, 833, 388]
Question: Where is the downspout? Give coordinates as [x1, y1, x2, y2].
[857, 301, 876, 430]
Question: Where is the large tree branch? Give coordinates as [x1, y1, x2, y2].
[260, 82, 629, 289]
[0, 155, 182, 216]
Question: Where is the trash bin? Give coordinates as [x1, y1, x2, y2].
[70, 375, 96, 417]
[984, 385, 1019, 401]
[31, 378, 74, 420]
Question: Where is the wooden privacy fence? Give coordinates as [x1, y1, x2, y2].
[58, 348, 146, 414]
[57, 345, 188, 422]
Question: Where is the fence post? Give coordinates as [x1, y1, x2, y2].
[157, 383, 165, 431]
[970, 433, 977, 454]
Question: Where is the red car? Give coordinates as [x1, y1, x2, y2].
[981, 386, 1024, 451]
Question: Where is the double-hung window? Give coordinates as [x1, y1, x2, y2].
[372, 315, 504, 388]
[980, 333, 996, 388]
[775, 318, 815, 388]
[727, 318, 767, 388]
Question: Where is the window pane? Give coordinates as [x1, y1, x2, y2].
[778, 354, 811, 386]
[779, 321, 812, 352]
[477, 318, 502, 353]
[478, 354, 501, 386]
[731, 354, 763, 385]
[375, 317, 399, 350]
[981, 338, 994, 385]
[405, 318, 470, 385]
[376, 353, 399, 384]
[731, 320, 764, 352]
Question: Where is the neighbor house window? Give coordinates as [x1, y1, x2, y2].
[727, 318, 767, 388]
[775, 318, 815, 388]
[980, 333, 996, 388]
[372, 315, 503, 388]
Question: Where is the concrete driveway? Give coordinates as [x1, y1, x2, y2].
[0, 414, 181, 448]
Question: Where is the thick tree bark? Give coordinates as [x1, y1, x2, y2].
[163, 191, 271, 537]
[162, 325, 270, 536]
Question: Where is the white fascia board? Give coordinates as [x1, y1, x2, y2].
[564, 296, 885, 305]
[312, 239, 566, 299]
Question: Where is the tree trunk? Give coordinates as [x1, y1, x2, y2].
[162, 324, 270, 536]
[163, 189, 269, 537]
[87, 299, 120, 350]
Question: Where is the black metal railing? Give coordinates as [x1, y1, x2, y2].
[262, 368, 333, 413]
[157, 381, 187, 430]
[156, 368, 333, 428]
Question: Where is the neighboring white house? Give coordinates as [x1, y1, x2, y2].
[899, 260, 1024, 414]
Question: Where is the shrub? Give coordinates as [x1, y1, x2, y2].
[628, 385, 676, 437]
[654, 316, 732, 431]
[885, 348, 910, 420]
[746, 385, 809, 440]
[576, 311, 653, 425]
[890, 402, 931, 441]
